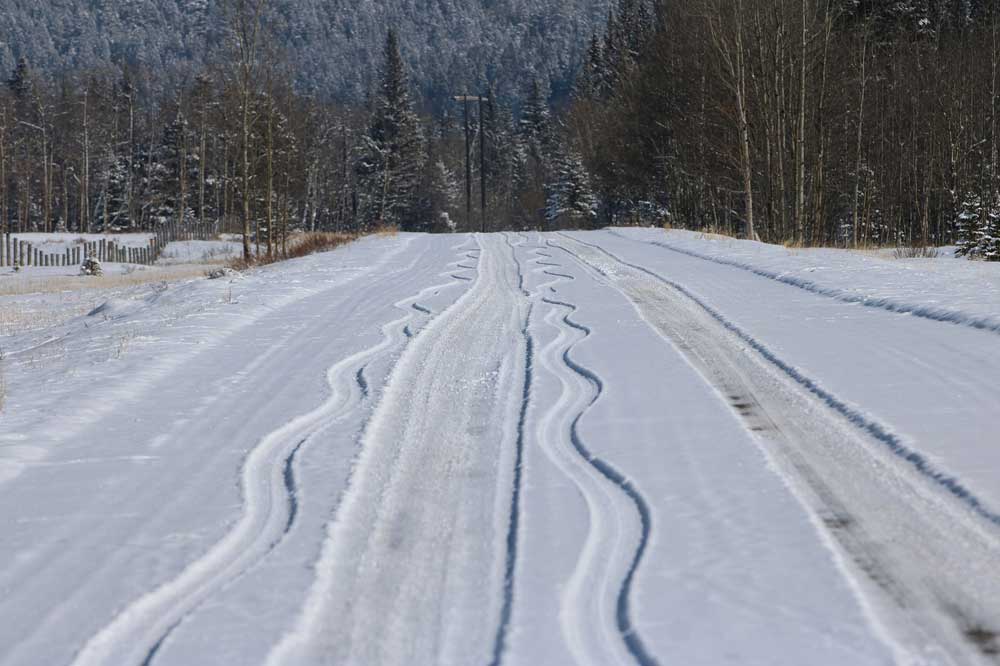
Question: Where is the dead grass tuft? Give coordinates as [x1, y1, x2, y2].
[893, 246, 941, 259]
[229, 232, 359, 270]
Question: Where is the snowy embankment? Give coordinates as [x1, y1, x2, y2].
[1, 230, 999, 665]
[155, 239, 243, 265]
[0, 237, 241, 336]
[615, 227, 1000, 333]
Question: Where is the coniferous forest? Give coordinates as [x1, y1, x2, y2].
[1, 0, 999, 257]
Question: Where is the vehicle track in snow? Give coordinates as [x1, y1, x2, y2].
[608, 229, 1000, 337]
[488, 234, 534, 666]
[553, 233, 1000, 665]
[268, 234, 530, 666]
[519, 241, 659, 666]
[70, 243, 477, 666]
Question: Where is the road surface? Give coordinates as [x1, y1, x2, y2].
[2, 230, 999, 665]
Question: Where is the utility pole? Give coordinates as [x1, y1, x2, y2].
[479, 95, 487, 234]
[453, 94, 489, 233]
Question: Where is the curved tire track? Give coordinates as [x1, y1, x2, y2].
[553, 232, 1000, 665]
[541, 295, 658, 666]
[489, 234, 534, 666]
[70, 242, 478, 666]
[608, 229, 1000, 337]
[521, 240, 659, 666]
[267, 234, 529, 666]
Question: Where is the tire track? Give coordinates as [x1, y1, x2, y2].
[489, 234, 534, 666]
[282, 439, 308, 533]
[608, 229, 1000, 337]
[70, 241, 478, 666]
[553, 232, 1000, 665]
[517, 239, 659, 666]
[267, 234, 528, 666]
[560, 232, 1000, 529]
[541, 295, 658, 666]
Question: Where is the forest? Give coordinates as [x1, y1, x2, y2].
[2, 0, 999, 258]
[567, 0, 1000, 257]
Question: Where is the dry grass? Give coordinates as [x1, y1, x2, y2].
[228, 232, 361, 270]
[893, 246, 942, 259]
[698, 228, 740, 242]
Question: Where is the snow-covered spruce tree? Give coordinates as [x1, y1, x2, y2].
[981, 203, 1000, 261]
[520, 78, 553, 165]
[577, 34, 609, 101]
[515, 78, 554, 227]
[955, 195, 982, 257]
[145, 108, 195, 230]
[426, 160, 461, 232]
[357, 30, 424, 231]
[545, 141, 598, 228]
[953, 192, 1000, 260]
[482, 90, 524, 224]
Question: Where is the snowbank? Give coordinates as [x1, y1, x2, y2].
[614, 228, 1000, 334]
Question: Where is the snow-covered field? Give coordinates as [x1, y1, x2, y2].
[1, 230, 999, 665]
[155, 239, 244, 265]
[0, 239, 241, 337]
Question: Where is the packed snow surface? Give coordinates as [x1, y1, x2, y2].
[1, 230, 999, 665]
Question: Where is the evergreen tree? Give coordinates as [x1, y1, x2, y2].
[358, 29, 424, 230]
[955, 196, 983, 257]
[428, 159, 461, 231]
[576, 34, 608, 101]
[519, 78, 552, 164]
[546, 141, 598, 227]
[7, 58, 35, 114]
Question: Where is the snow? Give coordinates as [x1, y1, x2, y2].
[621, 228, 1000, 333]
[2, 229, 999, 665]
[156, 240, 243, 265]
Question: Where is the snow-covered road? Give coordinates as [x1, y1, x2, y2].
[1, 230, 998, 665]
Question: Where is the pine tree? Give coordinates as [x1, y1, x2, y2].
[519, 78, 552, 164]
[428, 159, 460, 231]
[546, 141, 598, 227]
[358, 29, 424, 230]
[955, 196, 982, 257]
[576, 34, 607, 100]
[7, 58, 35, 112]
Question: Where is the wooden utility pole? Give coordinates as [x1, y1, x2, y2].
[479, 96, 487, 233]
[454, 94, 489, 233]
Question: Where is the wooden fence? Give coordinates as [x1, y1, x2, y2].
[0, 222, 215, 269]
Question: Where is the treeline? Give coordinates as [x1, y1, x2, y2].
[567, 0, 1000, 255]
[0, 6, 602, 260]
[0, 54, 354, 261]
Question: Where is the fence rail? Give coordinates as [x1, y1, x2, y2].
[0, 222, 215, 269]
